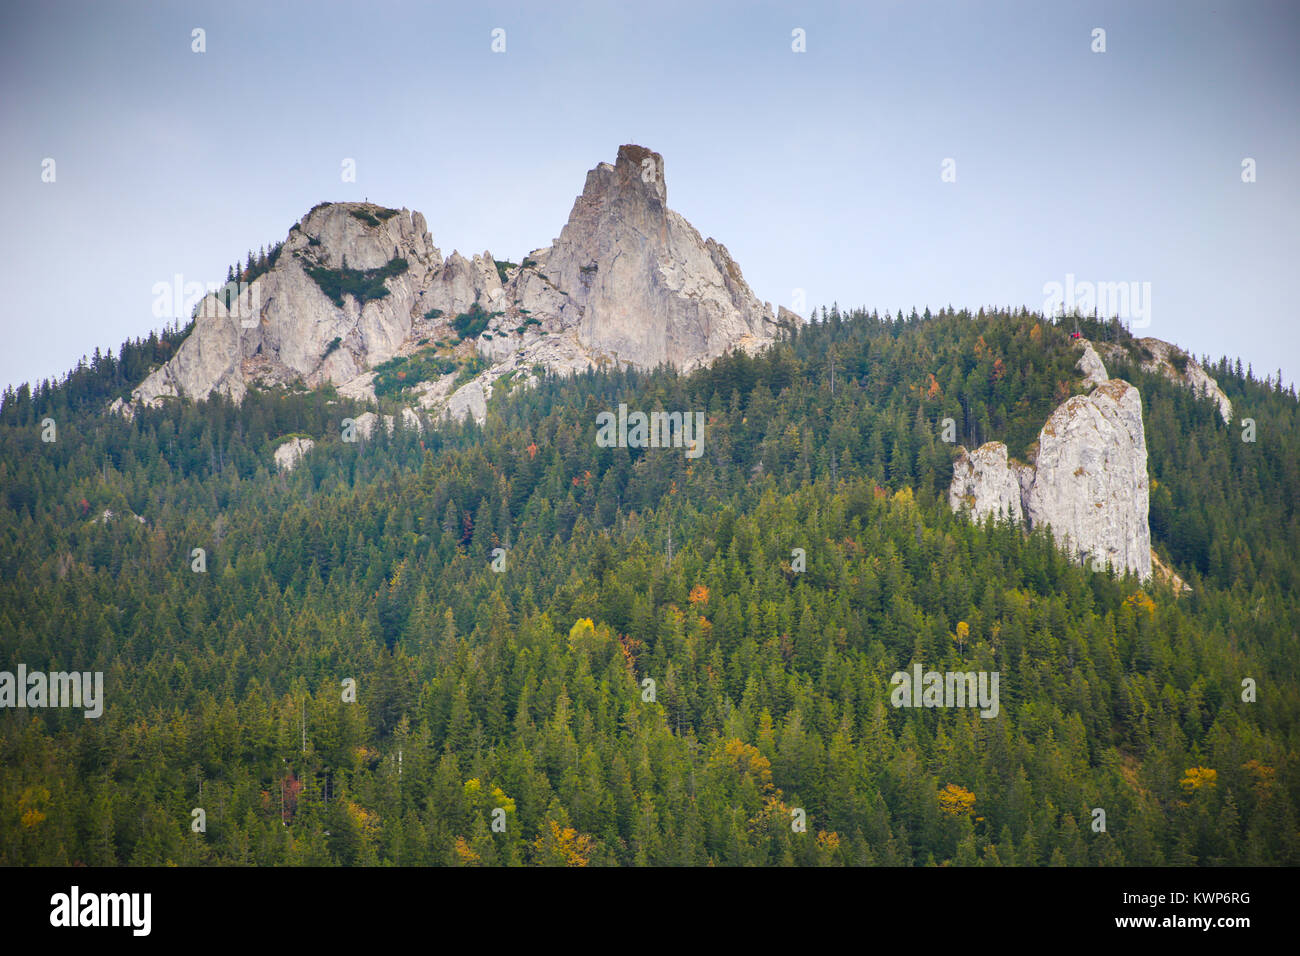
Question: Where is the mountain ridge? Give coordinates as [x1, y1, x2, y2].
[118, 146, 793, 425]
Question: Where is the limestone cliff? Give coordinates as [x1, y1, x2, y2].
[122, 146, 791, 424]
[133, 202, 443, 406]
[949, 380, 1152, 581]
[1025, 380, 1152, 580]
[947, 442, 1026, 524]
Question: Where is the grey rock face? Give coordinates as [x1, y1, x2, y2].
[1025, 380, 1151, 580]
[273, 437, 314, 472]
[1136, 337, 1232, 424]
[535, 145, 783, 371]
[350, 407, 422, 440]
[124, 146, 792, 424]
[949, 380, 1152, 582]
[1076, 339, 1109, 388]
[948, 442, 1024, 523]
[133, 202, 444, 406]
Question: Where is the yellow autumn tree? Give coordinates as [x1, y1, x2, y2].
[533, 819, 595, 866]
[708, 738, 775, 795]
[345, 800, 380, 838]
[18, 786, 49, 829]
[816, 830, 841, 855]
[453, 836, 481, 866]
[1123, 592, 1156, 617]
[567, 617, 609, 655]
[953, 621, 970, 657]
[938, 783, 976, 817]
[1180, 767, 1217, 793]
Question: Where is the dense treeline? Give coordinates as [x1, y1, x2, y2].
[0, 307, 1296, 865]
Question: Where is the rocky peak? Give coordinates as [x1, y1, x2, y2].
[129, 202, 443, 407]
[293, 201, 440, 271]
[593, 144, 668, 206]
[119, 146, 791, 427]
[534, 144, 783, 372]
[1075, 338, 1108, 388]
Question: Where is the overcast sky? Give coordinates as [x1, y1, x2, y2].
[2, 0, 1297, 393]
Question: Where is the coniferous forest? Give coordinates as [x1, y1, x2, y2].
[1, 308, 1297, 866]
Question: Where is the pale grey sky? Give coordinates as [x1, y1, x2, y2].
[2, 0, 1297, 391]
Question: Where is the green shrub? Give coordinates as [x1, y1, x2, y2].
[349, 207, 400, 226]
[451, 302, 500, 340]
[453, 354, 487, 389]
[305, 257, 409, 308]
[371, 346, 458, 398]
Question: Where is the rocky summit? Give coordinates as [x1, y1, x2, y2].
[123, 146, 791, 424]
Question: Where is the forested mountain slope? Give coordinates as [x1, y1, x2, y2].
[1, 308, 1296, 865]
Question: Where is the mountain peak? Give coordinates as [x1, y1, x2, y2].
[122, 146, 786, 420]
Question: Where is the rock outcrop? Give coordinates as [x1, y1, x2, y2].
[274, 437, 314, 472]
[1136, 337, 1232, 424]
[133, 202, 444, 407]
[1026, 380, 1151, 580]
[120, 146, 791, 424]
[949, 379, 1152, 581]
[526, 144, 783, 371]
[350, 407, 422, 440]
[1095, 337, 1231, 423]
[948, 442, 1026, 523]
[1075, 339, 1108, 388]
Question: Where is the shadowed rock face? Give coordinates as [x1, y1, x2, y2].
[949, 379, 1152, 581]
[125, 146, 790, 423]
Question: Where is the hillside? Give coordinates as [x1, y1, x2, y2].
[0, 308, 1297, 866]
